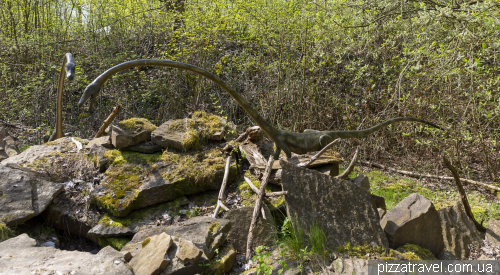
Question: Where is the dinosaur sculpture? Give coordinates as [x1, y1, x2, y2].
[78, 59, 442, 158]
[47, 53, 75, 142]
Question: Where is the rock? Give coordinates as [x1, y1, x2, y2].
[0, 151, 8, 162]
[0, 164, 63, 226]
[122, 141, 163, 154]
[350, 175, 370, 190]
[122, 251, 133, 262]
[208, 242, 237, 274]
[395, 244, 438, 260]
[0, 234, 133, 274]
[85, 138, 111, 172]
[92, 148, 237, 217]
[177, 238, 203, 265]
[371, 194, 386, 211]
[377, 208, 386, 220]
[88, 197, 189, 238]
[280, 160, 388, 249]
[329, 257, 367, 275]
[381, 193, 444, 256]
[0, 126, 6, 150]
[437, 201, 483, 259]
[486, 219, 500, 246]
[130, 233, 173, 275]
[2, 137, 93, 183]
[224, 206, 276, 253]
[0, 222, 13, 241]
[3, 136, 20, 157]
[122, 216, 231, 261]
[151, 111, 227, 151]
[87, 136, 114, 148]
[111, 117, 157, 149]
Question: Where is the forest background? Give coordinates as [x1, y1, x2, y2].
[1, 0, 500, 184]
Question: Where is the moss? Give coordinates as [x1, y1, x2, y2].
[209, 222, 220, 234]
[0, 223, 13, 241]
[98, 236, 131, 251]
[142, 238, 151, 248]
[208, 243, 236, 275]
[237, 174, 284, 210]
[396, 244, 437, 260]
[118, 118, 157, 133]
[104, 150, 161, 166]
[336, 242, 385, 258]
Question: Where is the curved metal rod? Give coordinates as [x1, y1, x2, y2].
[48, 53, 75, 141]
[78, 59, 442, 158]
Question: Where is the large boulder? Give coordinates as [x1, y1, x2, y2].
[0, 164, 63, 226]
[486, 219, 500, 246]
[0, 234, 133, 274]
[151, 111, 227, 152]
[111, 118, 157, 149]
[224, 206, 276, 252]
[92, 148, 237, 217]
[381, 193, 444, 256]
[129, 232, 173, 275]
[437, 201, 483, 259]
[280, 160, 388, 249]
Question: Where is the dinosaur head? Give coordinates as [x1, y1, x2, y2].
[78, 82, 102, 112]
[65, 61, 75, 81]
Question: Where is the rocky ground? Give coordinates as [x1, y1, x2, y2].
[1, 113, 500, 275]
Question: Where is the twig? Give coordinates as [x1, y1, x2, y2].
[95, 104, 122, 138]
[244, 176, 288, 197]
[335, 146, 360, 179]
[298, 138, 341, 167]
[212, 156, 232, 218]
[442, 156, 486, 233]
[359, 161, 500, 192]
[246, 155, 274, 261]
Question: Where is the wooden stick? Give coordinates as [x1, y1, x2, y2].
[359, 161, 500, 192]
[213, 156, 232, 218]
[298, 138, 341, 167]
[244, 176, 288, 197]
[246, 155, 274, 261]
[442, 156, 486, 233]
[335, 146, 360, 179]
[94, 104, 122, 138]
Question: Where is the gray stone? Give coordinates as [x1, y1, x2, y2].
[86, 136, 113, 148]
[486, 219, 500, 246]
[210, 243, 237, 274]
[371, 194, 386, 211]
[85, 138, 110, 172]
[0, 234, 133, 274]
[0, 126, 6, 150]
[88, 197, 189, 238]
[280, 160, 388, 249]
[122, 216, 231, 261]
[224, 206, 276, 253]
[329, 257, 368, 275]
[0, 164, 63, 226]
[130, 233, 173, 275]
[438, 201, 483, 259]
[151, 120, 185, 151]
[3, 136, 20, 157]
[381, 193, 444, 256]
[0, 151, 8, 162]
[176, 238, 203, 265]
[122, 141, 163, 154]
[378, 208, 386, 220]
[111, 125, 153, 149]
[350, 174, 370, 190]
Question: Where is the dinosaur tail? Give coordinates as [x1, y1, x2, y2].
[332, 117, 442, 139]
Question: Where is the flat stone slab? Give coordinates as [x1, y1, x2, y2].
[381, 193, 444, 256]
[0, 164, 63, 226]
[280, 160, 388, 249]
[130, 232, 173, 275]
[122, 141, 163, 154]
[0, 234, 133, 274]
[438, 201, 483, 259]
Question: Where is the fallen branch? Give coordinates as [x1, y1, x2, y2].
[246, 155, 273, 261]
[335, 146, 360, 179]
[212, 156, 232, 218]
[359, 161, 500, 192]
[443, 156, 486, 233]
[94, 104, 122, 138]
[298, 138, 341, 167]
[244, 176, 288, 197]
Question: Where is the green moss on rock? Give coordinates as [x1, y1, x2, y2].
[98, 236, 131, 251]
[396, 244, 437, 260]
[118, 118, 157, 133]
[0, 223, 13, 241]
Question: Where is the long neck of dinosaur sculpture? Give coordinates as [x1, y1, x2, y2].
[90, 59, 281, 141]
[49, 53, 75, 142]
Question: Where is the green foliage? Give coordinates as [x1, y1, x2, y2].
[252, 246, 273, 275]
